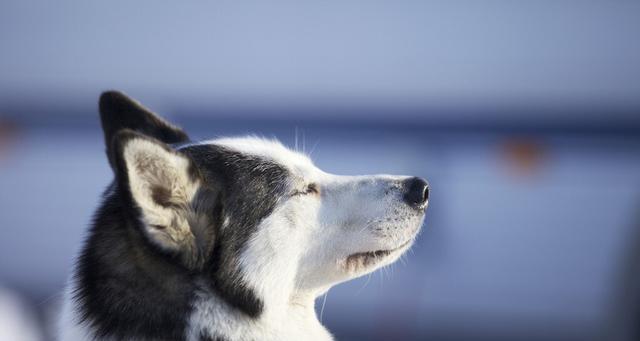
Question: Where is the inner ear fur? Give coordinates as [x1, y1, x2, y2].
[112, 129, 207, 267]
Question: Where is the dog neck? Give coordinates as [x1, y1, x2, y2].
[190, 284, 333, 340]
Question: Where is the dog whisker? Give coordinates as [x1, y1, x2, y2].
[319, 289, 330, 323]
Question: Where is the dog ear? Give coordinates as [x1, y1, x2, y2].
[99, 91, 189, 170]
[112, 129, 203, 265]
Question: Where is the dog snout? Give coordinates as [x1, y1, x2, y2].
[402, 177, 429, 209]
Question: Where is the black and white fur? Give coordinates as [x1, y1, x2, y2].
[58, 91, 429, 341]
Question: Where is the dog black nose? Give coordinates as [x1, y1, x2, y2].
[403, 177, 429, 208]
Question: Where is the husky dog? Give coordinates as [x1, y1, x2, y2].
[58, 91, 429, 341]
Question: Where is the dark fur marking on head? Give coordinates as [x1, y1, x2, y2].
[182, 144, 290, 318]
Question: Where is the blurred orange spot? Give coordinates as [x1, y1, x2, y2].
[502, 138, 545, 176]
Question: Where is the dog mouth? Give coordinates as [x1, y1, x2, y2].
[344, 239, 413, 270]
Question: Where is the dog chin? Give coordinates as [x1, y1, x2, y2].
[341, 239, 413, 274]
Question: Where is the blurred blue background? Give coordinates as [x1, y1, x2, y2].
[1, 1, 639, 340]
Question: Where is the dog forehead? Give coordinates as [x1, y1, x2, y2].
[202, 136, 316, 176]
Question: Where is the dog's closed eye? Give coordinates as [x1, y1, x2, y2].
[292, 183, 319, 196]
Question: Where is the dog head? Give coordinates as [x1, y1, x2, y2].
[100, 91, 428, 316]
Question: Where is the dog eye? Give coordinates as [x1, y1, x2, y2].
[292, 183, 319, 196]
[305, 183, 319, 195]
